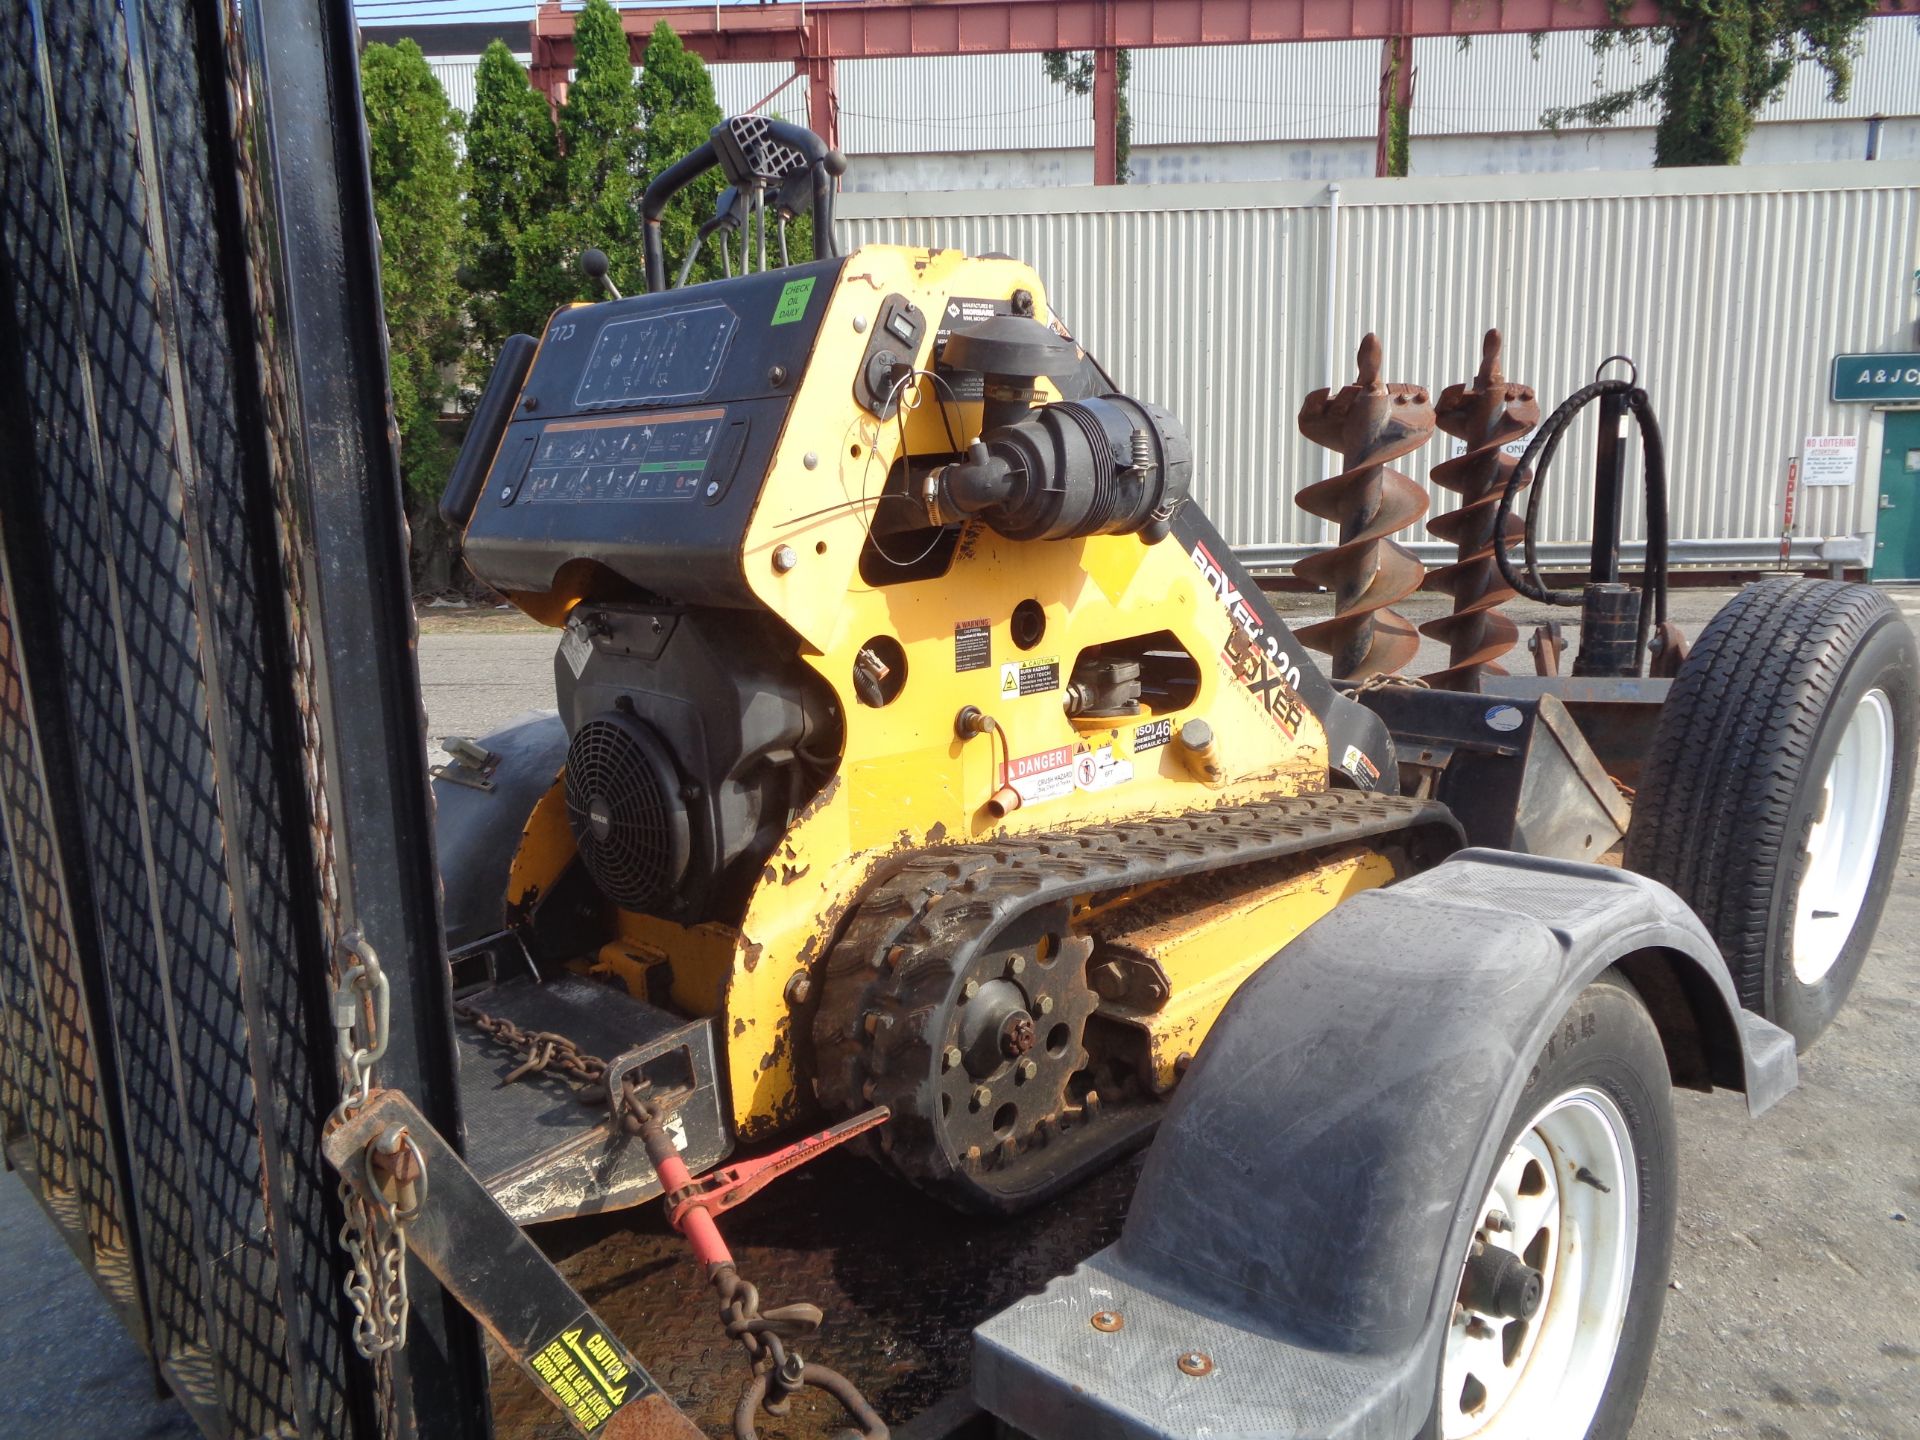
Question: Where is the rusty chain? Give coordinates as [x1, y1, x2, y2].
[329, 935, 417, 1358]
[453, 999, 611, 1092]
[453, 998, 678, 1142]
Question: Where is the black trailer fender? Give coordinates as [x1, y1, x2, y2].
[972, 848, 1798, 1440]
[432, 710, 567, 950]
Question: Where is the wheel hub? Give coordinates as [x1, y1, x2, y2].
[1791, 687, 1895, 986]
[1442, 1087, 1637, 1439]
[935, 936, 1096, 1167]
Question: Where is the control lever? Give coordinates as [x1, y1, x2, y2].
[580, 246, 620, 300]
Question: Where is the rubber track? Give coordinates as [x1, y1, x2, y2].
[1625, 578, 1906, 1009]
[812, 789, 1462, 1207]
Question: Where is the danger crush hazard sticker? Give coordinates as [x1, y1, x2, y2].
[1000, 743, 1133, 808]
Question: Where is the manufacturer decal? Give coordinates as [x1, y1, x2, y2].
[770, 276, 816, 325]
[954, 618, 991, 673]
[1340, 744, 1381, 788]
[1224, 628, 1304, 739]
[1133, 717, 1173, 753]
[1000, 745, 1075, 806]
[1073, 744, 1134, 793]
[1190, 539, 1307, 738]
[1000, 655, 1061, 699]
[1485, 704, 1525, 733]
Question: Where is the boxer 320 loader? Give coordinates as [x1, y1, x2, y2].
[344, 115, 1914, 1440]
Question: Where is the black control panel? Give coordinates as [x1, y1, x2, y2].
[461, 258, 842, 608]
[572, 305, 737, 409]
[521, 412, 726, 504]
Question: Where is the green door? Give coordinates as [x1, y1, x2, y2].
[1872, 410, 1920, 581]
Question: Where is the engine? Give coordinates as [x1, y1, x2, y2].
[555, 603, 839, 924]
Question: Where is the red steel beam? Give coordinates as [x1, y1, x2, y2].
[532, 0, 1689, 67]
[530, 0, 1912, 182]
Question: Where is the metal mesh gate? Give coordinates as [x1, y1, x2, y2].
[0, 2, 488, 1435]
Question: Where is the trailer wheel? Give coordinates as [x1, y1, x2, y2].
[1437, 974, 1675, 1440]
[1626, 578, 1917, 1047]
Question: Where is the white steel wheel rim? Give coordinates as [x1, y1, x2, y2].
[1441, 1086, 1638, 1439]
[1792, 687, 1895, 986]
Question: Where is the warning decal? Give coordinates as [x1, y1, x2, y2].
[955, 619, 991, 672]
[1073, 745, 1133, 793]
[1000, 655, 1061, 699]
[530, 1317, 643, 1432]
[999, 745, 1075, 806]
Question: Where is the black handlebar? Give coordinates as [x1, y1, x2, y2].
[640, 117, 845, 293]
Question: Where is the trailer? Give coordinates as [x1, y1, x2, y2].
[0, 6, 1911, 1440]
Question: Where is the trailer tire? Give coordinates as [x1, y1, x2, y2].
[1434, 973, 1676, 1440]
[1626, 578, 1917, 1048]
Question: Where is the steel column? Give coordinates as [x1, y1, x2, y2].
[1092, 46, 1119, 184]
[805, 54, 841, 151]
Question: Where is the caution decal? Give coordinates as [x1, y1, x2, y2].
[529, 1316, 649, 1432]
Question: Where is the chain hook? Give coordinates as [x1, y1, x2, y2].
[331, 931, 389, 1124]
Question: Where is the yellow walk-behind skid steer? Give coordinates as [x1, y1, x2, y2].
[428, 116, 1912, 1440]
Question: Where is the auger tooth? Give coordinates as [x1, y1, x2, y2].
[1420, 330, 1541, 691]
[1293, 334, 1434, 681]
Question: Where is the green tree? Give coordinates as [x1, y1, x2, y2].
[506, 0, 644, 320]
[1542, 1, 1875, 166]
[638, 20, 726, 286]
[361, 38, 465, 577]
[1041, 50, 1132, 182]
[460, 40, 561, 375]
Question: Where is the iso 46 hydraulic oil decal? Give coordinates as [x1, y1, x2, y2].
[1189, 539, 1308, 739]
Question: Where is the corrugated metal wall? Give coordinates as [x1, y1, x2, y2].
[1412, 21, 1920, 136]
[838, 163, 1919, 568]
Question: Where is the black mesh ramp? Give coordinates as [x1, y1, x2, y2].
[0, 0, 490, 1436]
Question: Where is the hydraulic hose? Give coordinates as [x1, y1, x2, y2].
[1492, 376, 1670, 670]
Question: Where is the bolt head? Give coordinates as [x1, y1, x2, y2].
[772, 544, 798, 573]
[1484, 1209, 1512, 1233]
[960, 978, 979, 1001]
[1007, 955, 1027, 976]
[942, 1045, 962, 1070]
[1036, 994, 1055, 1016]
[704, 481, 719, 496]
[784, 972, 812, 1006]
[853, 315, 868, 333]
[1017, 1057, 1037, 1081]
[803, 451, 819, 469]
[971, 1084, 992, 1108]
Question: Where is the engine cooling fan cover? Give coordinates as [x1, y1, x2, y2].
[563, 710, 692, 911]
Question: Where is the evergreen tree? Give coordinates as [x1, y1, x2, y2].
[1542, 0, 1874, 166]
[506, 0, 644, 319]
[460, 40, 560, 375]
[638, 20, 726, 286]
[361, 39, 465, 527]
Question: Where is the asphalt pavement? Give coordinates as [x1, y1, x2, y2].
[4, 583, 1916, 1438]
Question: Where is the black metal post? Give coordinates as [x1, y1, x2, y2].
[1588, 388, 1631, 585]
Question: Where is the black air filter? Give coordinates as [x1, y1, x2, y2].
[563, 711, 691, 911]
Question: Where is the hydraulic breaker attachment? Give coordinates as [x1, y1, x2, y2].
[1421, 330, 1540, 690]
[1293, 335, 1434, 680]
[324, 1090, 704, 1439]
